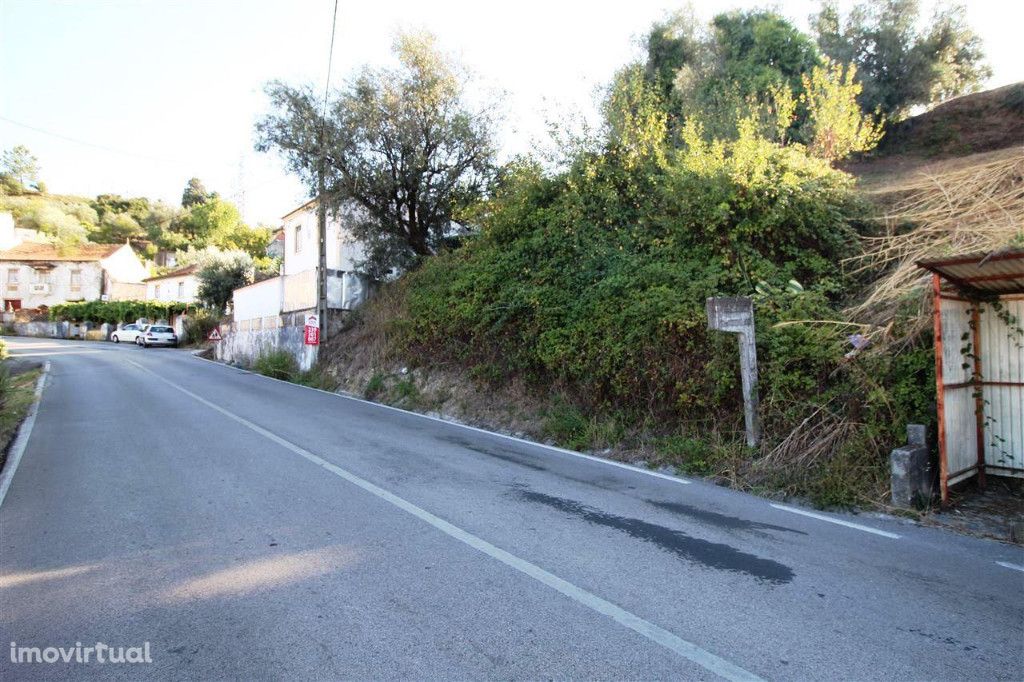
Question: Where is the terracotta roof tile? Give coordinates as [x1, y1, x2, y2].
[142, 264, 199, 282]
[0, 241, 123, 262]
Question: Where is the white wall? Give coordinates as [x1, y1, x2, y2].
[3, 261, 103, 308]
[100, 244, 148, 283]
[282, 203, 366, 276]
[146, 274, 199, 303]
[233, 276, 283, 321]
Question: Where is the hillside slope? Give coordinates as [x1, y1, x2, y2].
[845, 82, 1023, 186]
[315, 83, 1023, 510]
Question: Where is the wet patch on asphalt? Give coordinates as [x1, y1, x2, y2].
[647, 500, 806, 536]
[517, 490, 794, 584]
[440, 435, 548, 471]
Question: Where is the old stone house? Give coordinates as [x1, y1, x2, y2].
[0, 226, 148, 311]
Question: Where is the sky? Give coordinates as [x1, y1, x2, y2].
[1, 0, 1021, 226]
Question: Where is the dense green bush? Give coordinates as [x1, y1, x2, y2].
[181, 309, 221, 345]
[402, 119, 860, 420]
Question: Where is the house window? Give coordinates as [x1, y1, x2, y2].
[33, 269, 49, 283]
[70, 270, 82, 292]
[178, 281, 185, 299]
[294, 224, 303, 253]
[155, 284, 161, 299]
[5, 268, 18, 292]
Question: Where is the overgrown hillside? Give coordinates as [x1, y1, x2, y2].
[315, 81, 1022, 510]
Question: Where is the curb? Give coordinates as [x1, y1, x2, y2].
[0, 361, 51, 509]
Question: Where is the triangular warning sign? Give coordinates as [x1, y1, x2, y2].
[208, 328, 222, 341]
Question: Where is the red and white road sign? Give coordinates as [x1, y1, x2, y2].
[208, 328, 222, 341]
[304, 314, 320, 346]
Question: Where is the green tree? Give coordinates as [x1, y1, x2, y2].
[176, 196, 241, 245]
[636, 10, 819, 141]
[801, 59, 884, 161]
[711, 10, 820, 97]
[196, 251, 255, 313]
[643, 10, 709, 104]
[811, 0, 990, 120]
[91, 211, 145, 244]
[1, 145, 40, 189]
[21, 204, 89, 247]
[181, 177, 213, 207]
[220, 223, 273, 259]
[256, 30, 498, 278]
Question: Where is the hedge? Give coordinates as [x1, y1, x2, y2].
[49, 300, 193, 324]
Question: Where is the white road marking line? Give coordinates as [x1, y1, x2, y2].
[129, 360, 760, 682]
[0, 362, 50, 509]
[996, 561, 1024, 573]
[189, 353, 691, 486]
[10, 350, 105, 357]
[769, 504, 901, 539]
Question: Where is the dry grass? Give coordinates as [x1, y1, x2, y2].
[846, 148, 1024, 326]
[319, 281, 410, 393]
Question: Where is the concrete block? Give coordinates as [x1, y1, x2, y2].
[891, 424, 933, 508]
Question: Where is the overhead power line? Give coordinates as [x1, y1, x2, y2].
[0, 114, 186, 165]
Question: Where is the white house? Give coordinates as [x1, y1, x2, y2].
[144, 264, 200, 303]
[231, 200, 371, 322]
[0, 239, 148, 311]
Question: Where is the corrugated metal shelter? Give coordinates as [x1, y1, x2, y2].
[918, 249, 1024, 504]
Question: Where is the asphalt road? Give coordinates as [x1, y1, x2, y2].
[1, 336, 1022, 680]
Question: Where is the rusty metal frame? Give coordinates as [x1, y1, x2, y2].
[970, 303, 987, 490]
[917, 251, 1024, 296]
[933, 274, 950, 505]
[931, 268, 1024, 505]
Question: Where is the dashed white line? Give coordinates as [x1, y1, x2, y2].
[996, 561, 1024, 573]
[769, 503, 901, 539]
[0, 362, 50, 509]
[129, 359, 761, 682]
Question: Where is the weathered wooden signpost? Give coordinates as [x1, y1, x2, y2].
[706, 296, 760, 447]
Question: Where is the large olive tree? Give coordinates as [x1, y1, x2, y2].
[256, 31, 498, 278]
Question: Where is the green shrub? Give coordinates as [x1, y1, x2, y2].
[295, 367, 338, 391]
[392, 378, 419, 406]
[49, 299, 191, 324]
[252, 349, 298, 381]
[0, 338, 7, 361]
[364, 373, 386, 400]
[654, 435, 721, 475]
[0, 365, 9, 414]
[182, 309, 221, 346]
[542, 402, 590, 450]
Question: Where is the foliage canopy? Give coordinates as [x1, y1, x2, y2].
[256, 30, 499, 278]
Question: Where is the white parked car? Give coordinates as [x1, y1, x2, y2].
[111, 323, 144, 344]
[137, 324, 178, 348]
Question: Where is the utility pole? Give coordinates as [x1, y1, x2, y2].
[316, 157, 328, 342]
[316, 0, 339, 344]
